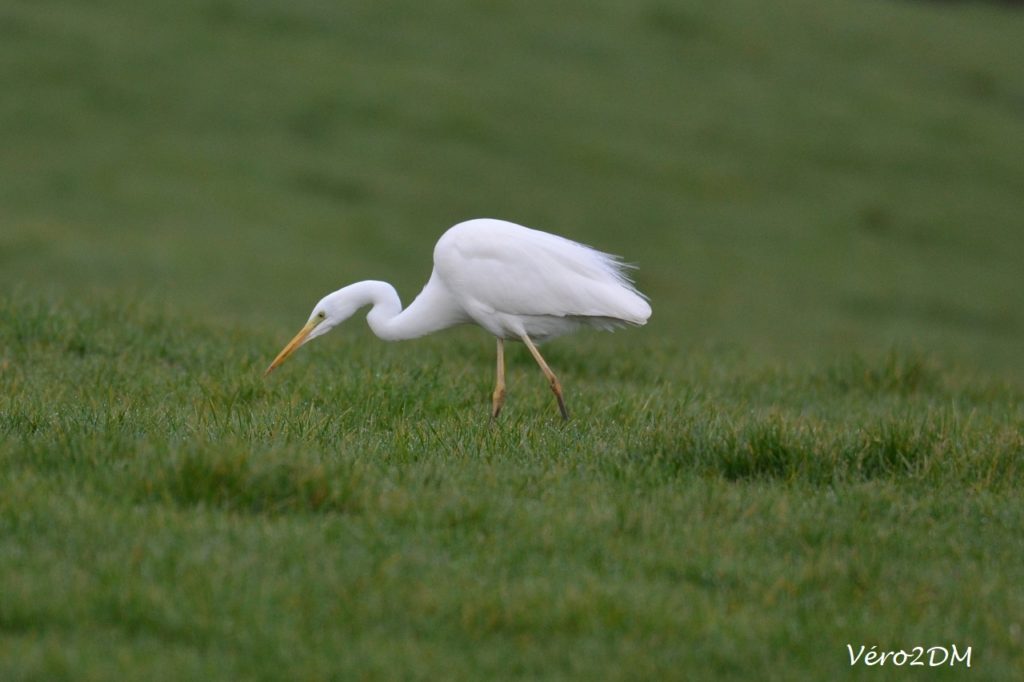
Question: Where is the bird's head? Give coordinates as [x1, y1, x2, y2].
[264, 290, 360, 375]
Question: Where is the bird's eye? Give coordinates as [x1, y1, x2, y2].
[317, 311, 326, 319]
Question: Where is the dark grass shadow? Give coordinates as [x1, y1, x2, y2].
[139, 444, 367, 515]
[627, 410, 1022, 488]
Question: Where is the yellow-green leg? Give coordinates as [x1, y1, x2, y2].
[520, 333, 569, 421]
[491, 337, 506, 419]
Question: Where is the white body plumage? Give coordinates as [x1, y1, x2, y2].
[431, 219, 650, 340]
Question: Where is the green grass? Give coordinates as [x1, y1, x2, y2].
[2, 0, 1024, 679]
[3, 295, 1022, 679]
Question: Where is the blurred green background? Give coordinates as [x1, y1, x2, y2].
[2, 0, 1022, 372]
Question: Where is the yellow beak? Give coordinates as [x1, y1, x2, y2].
[265, 319, 320, 376]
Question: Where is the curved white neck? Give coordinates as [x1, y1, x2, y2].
[333, 278, 464, 341]
[358, 281, 407, 340]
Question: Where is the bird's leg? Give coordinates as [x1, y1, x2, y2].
[519, 333, 569, 421]
[491, 337, 506, 420]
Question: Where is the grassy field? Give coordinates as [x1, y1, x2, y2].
[2, 0, 1024, 679]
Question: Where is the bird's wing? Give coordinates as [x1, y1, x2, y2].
[434, 221, 650, 325]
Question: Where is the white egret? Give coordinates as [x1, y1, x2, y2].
[265, 218, 651, 419]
